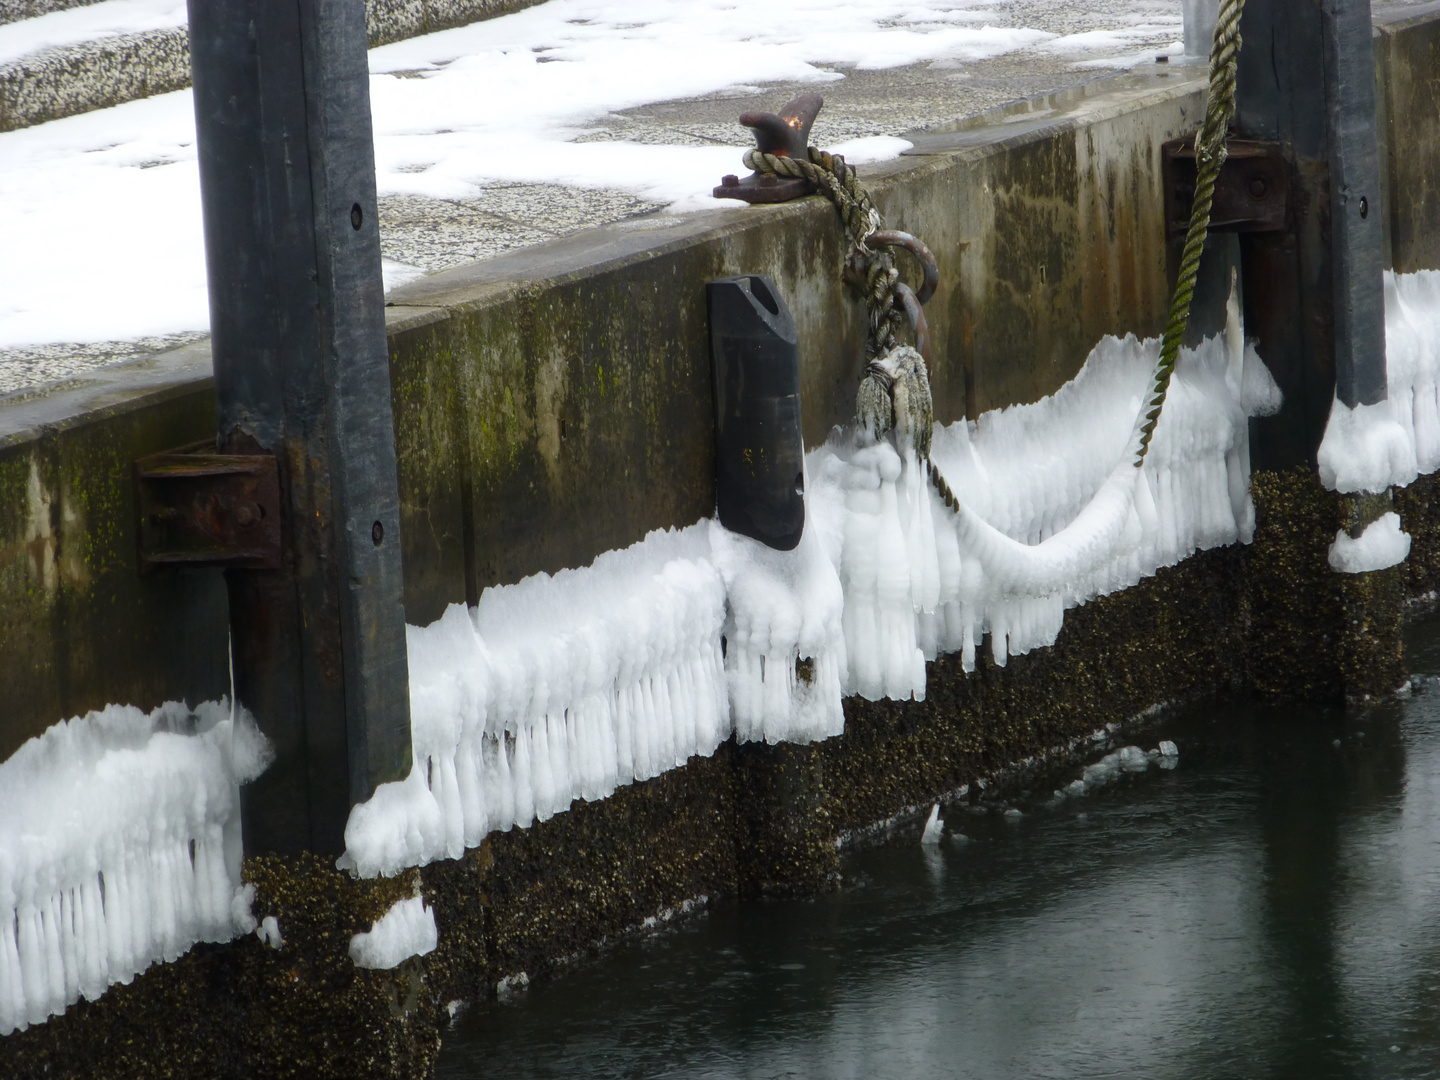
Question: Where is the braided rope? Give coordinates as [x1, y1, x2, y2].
[745, 0, 1245, 521]
[1134, 0, 1247, 466]
[744, 146, 905, 358]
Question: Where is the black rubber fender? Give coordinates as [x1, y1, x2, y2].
[706, 274, 806, 551]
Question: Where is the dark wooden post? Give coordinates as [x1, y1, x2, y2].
[1236, 0, 1388, 470]
[1233, 0, 1403, 702]
[186, 0, 412, 855]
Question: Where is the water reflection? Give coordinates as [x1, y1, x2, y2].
[438, 620, 1440, 1079]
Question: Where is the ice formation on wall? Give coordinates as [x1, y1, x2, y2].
[1329, 511, 1412, 574]
[0, 700, 270, 1035]
[813, 303, 1280, 687]
[343, 518, 850, 878]
[349, 896, 438, 970]
[345, 308, 1282, 877]
[1319, 270, 1440, 494]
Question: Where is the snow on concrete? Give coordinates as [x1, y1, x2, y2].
[0, 0, 185, 67]
[349, 895, 438, 970]
[1318, 270, 1440, 494]
[0, 0, 1092, 350]
[1328, 511, 1411, 574]
[0, 699, 271, 1035]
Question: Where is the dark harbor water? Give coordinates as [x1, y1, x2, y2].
[438, 621, 1440, 1080]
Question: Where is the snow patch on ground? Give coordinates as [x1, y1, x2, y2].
[0, 0, 185, 67]
[0, 0, 1068, 349]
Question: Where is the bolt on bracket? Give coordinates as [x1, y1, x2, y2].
[135, 440, 282, 574]
[714, 94, 825, 204]
[1163, 136, 1289, 236]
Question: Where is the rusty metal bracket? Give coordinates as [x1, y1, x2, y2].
[714, 94, 824, 204]
[135, 441, 282, 574]
[1163, 137, 1289, 236]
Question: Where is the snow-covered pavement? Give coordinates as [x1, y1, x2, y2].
[0, 0, 1187, 393]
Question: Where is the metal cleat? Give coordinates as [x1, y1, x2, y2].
[713, 94, 824, 204]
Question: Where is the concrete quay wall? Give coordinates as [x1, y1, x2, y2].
[3, 9, 1440, 1076]
[0, 62, 1216, 758]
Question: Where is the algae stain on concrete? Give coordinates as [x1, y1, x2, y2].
[19, 456, 59, 592]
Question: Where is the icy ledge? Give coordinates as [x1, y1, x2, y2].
[344, 305, 1282, 878]
[1318, 270, 1440, 494]
[0, 700, 271, 1036]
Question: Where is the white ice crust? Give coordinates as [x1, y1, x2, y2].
[0, 700, 271, 1035]
[26, 271, 1440, 1025]
[342, 307, 1283, 879]
[1318, 270, 1440, 494]
[349, 896, 438, 970]
[1328, 512, 1412, 574]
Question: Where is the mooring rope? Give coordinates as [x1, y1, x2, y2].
[746, 0, 1246, 492]
[1134, 0, 1246, 465]
[742, 145, 907, 361]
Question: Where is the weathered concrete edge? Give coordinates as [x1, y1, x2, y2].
[0, 0, 545, 132]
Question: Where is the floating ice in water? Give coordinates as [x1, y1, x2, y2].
[1071, 745, 1165, 794]
[1117, 745, 1150, 772]
[349, 896, 437, 970]
[1003, 808, 1024, 821]
[1319, 270, 1440, 494]
[920, 804, 944, 845]
[1158, 740, 1179, 758]
[1328, 512, 1412, 574]
[0, 699, 271, 1036]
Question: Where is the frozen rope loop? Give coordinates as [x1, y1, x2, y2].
[1134, 0, 1247, 466]
[856, 346, 933, 458]
[744, 143, 936, 486]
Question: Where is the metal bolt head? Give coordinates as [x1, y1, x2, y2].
[1360, 195, 1369, 219]
[1248, 176, 1268, 198]
[372, 520, 384, 546]
[721, 174, 739, 188]
[234, 502, 256, 527]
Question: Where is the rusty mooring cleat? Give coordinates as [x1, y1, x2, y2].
[714, 93, 824, 204]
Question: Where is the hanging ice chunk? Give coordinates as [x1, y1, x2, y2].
[1328, 512, 1412, 573]
[709, 509, 847, 745]
[0, 699, 270, 1035]
[920, 804, 944, 845]
[344, 522, 731, 877]
[1317, 270, 1440, 493]
[348, 895, 437, 970]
